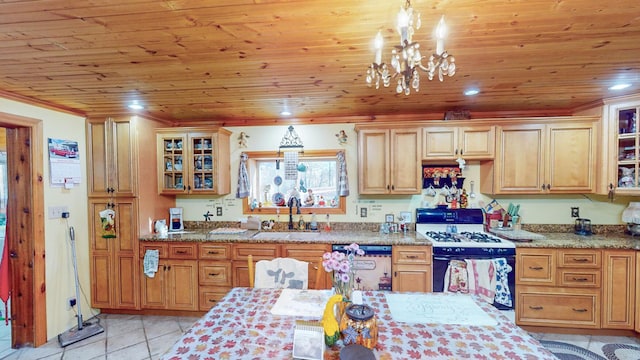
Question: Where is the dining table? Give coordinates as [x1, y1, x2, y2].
[160, 287, 557, 360]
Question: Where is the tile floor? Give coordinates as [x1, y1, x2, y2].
[0, 314, 200, 360]
[0, 312, 639, 359]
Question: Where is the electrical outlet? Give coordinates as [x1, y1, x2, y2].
[571, 207, 580, 218]
[216, 207, 223, 216]
[360, 207, 367, 218]
[48, 206, 69, 219]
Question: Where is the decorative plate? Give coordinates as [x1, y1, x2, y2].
[273, 175, 283, 186]
[272, 192, 285, 206]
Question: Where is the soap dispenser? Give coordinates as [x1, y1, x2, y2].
[310, 213, 318, 231]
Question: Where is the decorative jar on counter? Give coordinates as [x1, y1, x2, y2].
[339, 304, 378, 350]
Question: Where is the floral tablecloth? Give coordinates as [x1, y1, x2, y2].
[161, 288, 557, 360]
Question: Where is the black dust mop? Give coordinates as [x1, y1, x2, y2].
[58, 226, 104, 347]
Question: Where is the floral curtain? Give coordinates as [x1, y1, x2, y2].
[236, 153, 250, 198]
[337, 150, 349, 197]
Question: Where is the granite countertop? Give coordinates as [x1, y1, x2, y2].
[140, 229, 431, 246]
[140, 228, 640, 250]
[510, 232, 640, 250]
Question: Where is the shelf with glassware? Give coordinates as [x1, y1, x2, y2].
[156, 128, 231, 195]
[616, 107, 639, 191]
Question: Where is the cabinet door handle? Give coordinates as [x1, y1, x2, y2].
[572, 308, 588, 313]
[167, 266, 171, 271]
[546, 184, 551, 190]
[391, 185, 395, 190]
[572, 258, 589, 262]
[529, 306, 543, 310]
[393, 271, 397, 277]
[207, 251, 220, 254]
[455, 149, 459, 155]
[208, 272, 220, 277]
[176, 250, 187, 254]
[163, 265, 167, 271]
[541, 184, 546, 190]
[406, 255, 418, 259]
[387, 185, 390, 190]
[529, 266, 544, 270]
[572, 277, 589, 282]
[208, 299, 217, 303]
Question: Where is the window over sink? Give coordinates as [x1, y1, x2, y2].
[242, 150, 346, 215]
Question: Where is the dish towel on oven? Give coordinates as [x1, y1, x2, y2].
[492, 258, 513, 307]
[444, 260, 469, 293]
[464, 259, 496, 303]
[143, 250, 159, 278]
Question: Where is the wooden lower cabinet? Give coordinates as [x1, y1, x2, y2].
[282, 244, 331, 290]
[517, 247, 637, 331]
[140, 243, 199, 311]
[602, 250, 635, 329]
[392, 246, 432, 292]
[517, 286, 600, 328]
[90, 198, 140, 310]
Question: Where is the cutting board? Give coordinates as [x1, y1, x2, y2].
[489, 228, 545, 242]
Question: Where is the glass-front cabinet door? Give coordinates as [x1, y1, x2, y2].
[189, 133, 216, 193]
[616, 106, 639, 191]
[157, 128, 230, 195]
[160, 134, 187, 193]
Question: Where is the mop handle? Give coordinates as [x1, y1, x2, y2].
[69, 226, 84, 329]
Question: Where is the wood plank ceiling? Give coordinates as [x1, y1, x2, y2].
[0, 0, 639, 125]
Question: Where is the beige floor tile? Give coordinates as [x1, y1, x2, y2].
[106, 329, 146, 354]
[146, 329, 183, 359]
[141, 317, 182, 340]
[105, 342, 150, 360]
[64, 338, 106, 359]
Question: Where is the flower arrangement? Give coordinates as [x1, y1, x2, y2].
[322, 243, 365, 300]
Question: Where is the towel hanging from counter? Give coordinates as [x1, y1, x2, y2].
[465, 259, 496, 303]
[492, 258, 513, 307]
[444, 260, 469, 294]
[143, 250, 159, 278]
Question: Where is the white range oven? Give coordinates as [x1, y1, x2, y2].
[416, 208, 516, 310]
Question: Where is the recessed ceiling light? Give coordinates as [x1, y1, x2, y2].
[280, 110, 292, 116]
[609, 83, 631, 91]
[464, 89, 480, 96]
[127, 100, 144, 110]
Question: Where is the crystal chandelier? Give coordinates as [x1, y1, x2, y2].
[365, 0, 456, 95]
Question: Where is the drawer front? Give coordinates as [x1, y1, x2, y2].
[199, 287, 231, 311]
[517, 287, 600, 328]
[517, 252, 555, 285]
[232, 243, 280, 260]
[558, 250, 601, 268]
[282, 244, 330, 260]
[558, 269, 601, 288]
[199, 262, 232, 286]
[169, 244, 197, 259]
[392, 246, 431, 265]
[140, 243, 168, 258]
[199, 244, 231, 260]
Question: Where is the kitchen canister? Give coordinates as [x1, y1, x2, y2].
[339, 304, 378, 350]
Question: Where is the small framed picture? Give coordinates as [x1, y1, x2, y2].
[293, 321, 324, 360]
[385, 214, 394, 223]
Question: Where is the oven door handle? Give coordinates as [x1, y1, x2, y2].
[434, 256, 454, 261]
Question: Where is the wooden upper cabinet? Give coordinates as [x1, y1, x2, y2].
[423, 126, 495, 160]
[481, 120, 596, 194]
[600, 95, 640, 196]
[157, 128, 231, 195]
[87, 117, 137, 197]
[356, 127, 421, 194]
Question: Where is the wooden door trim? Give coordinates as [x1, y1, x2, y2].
[1, 111, 46, 347]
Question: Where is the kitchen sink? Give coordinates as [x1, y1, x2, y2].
[251, 231, 320, 241]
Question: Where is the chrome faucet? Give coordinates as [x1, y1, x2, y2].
[288, 196, 301, 230]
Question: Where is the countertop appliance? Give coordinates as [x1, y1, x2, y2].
[416, 208, 516, 310]
[169, 207, 184, 231]
[574, 218, 592, 236]
[332, 244, 392, 291]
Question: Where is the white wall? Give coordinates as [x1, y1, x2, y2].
[176, 124, 638, 226]
[0, 97, 88, 340]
